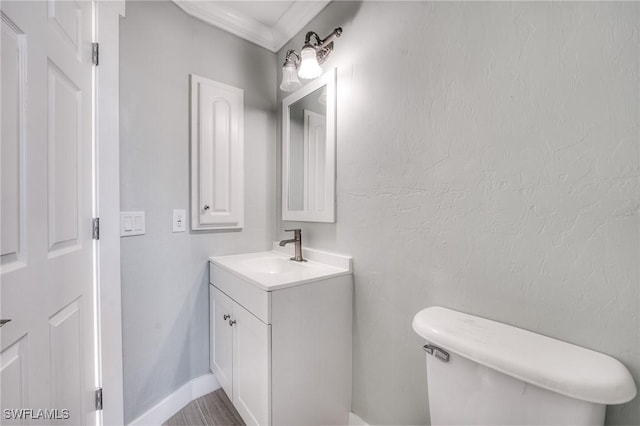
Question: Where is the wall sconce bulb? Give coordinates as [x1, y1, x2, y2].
[279, 27, 343, 91]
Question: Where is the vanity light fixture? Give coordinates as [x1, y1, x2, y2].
[279, 27, 343, 92]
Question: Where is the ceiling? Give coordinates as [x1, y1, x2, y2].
[172, 1, 331, 52]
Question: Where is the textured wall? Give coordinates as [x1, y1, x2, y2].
[277, 2, 639, 424]
[120, 2, 276, 422]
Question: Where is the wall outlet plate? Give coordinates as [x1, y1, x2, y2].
[173, 209, 186, 232]
[120, 211, 145, 237]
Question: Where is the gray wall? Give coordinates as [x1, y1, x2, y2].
[277, 2, 639, 425]
[120, 2, 276, 422]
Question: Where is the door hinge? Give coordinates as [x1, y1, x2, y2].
[95, 388, 103, 411]
[92, 218, 100, 240]
[92, 42, 99, 66]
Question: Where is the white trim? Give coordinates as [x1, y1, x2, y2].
[96, 1, 125, 424]
[174, 1, 275, 50]
[271, 1, 332, 51]
[128, 373, 221, 426]
[101, 0, 124, 17]
[172, 0, 330, 52]
[282, 68, 336, 223]
[348, 412, 370, 426]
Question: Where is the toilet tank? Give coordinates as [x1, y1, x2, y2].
[412, 307, 637, 426]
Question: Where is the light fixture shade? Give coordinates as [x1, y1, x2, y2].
[280, 62, 301, 92]
[297, 46, 322, 80]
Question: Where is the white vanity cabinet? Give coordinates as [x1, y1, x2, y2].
[208, 248, 352, 426]
[210, 285, 270, 425]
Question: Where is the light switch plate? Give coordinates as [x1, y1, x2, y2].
[120, 211, 145, 237]
[173, 209, 186, 233]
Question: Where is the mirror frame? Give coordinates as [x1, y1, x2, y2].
[282, 68, 336, 222]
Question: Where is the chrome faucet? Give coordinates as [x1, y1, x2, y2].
[279, 229, 306, 262]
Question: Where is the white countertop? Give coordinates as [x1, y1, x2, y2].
[209, 244, 352, 291]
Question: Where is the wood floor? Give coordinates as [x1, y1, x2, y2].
[163, 389, 245, 426]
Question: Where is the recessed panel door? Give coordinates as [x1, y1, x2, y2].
[0, 1, 97, 424]
[303, 110, 327, 213]
[232, 304, 270, 426]
[210, 286, 234, 399]
[190, 75, 244, 230]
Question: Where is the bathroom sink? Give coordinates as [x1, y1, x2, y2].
[240, 256, 306, 274]
[209, 243, 352, 291]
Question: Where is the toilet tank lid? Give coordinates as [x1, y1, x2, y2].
[412, 306, 637, 405]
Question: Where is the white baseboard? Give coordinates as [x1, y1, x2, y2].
[349, 411, 370, 426]
[128, 373, 220, 426]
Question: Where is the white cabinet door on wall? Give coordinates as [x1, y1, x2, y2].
[191, 75, 243, 230]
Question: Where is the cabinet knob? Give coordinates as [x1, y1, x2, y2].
[223, 314, 230, 320]
[203, 205, 210, 211]
[229, 319, 236, 326]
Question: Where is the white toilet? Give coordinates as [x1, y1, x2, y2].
[412, 307, 637, 425]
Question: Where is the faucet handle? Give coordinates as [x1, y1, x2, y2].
[284, 228, 301, 236]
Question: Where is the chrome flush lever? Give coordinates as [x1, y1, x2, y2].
[0, 319, 11, 327]
[423, 344, 449, 362]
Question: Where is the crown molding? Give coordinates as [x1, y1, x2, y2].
[173, 1, 276, 50]
[271, 1, 331, 51]
[172, 1, 331, 53]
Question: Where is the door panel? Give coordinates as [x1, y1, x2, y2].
[233, 304, 270, 426]
[303, 110, 326, 213]
[48, 0, 82, 53]
[0, 337, 28, 426]
[49, 299, 84, 420]
[210, 286, 234, 399]
[0, 1, 96, 424]
[0, 10, 26, 269]
[48, 60, 81, 251]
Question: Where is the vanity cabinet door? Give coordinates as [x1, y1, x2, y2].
[210, 285, 234, 398]
[233, 303, 271, 426]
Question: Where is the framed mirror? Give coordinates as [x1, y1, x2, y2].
[282, 68, 336, 222]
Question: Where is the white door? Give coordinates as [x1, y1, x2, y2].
[232, 303, 270, 426]
[210, 286, 234, 399]
[1, 1, 97, 425]
[303, 110, 326, 213]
